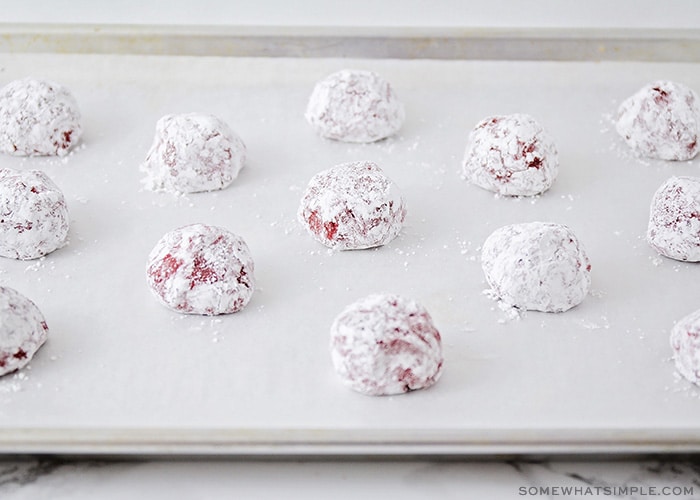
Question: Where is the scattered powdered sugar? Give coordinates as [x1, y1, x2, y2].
[0, 370, 30, 395]
[457, 239, 479, 262]
[24, 256, 47, 273]
[305, 69, 405, 143]
[650, 255, 665, 267]
[574, 316, 611, 330]
[462, 113, 559, 196]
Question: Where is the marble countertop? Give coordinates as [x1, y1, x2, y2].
[0, 457, 698, 499]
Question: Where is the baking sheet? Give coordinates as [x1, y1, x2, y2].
[1, 24, 700, 61]
[0, 52, 699, 455]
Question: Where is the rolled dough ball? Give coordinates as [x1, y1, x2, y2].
[330, 293, 443, 396]
[305, 69, 405, 143]
[297, 160, 406, 250]
[0, 286, 49, 376]
[647, 176, 700, 261]
[141, 113, 246, 194]
[0, 77, 82, 157]
[146, 223, 255, 315]
[670, 308, 700, 385]
[616, 80, 700, 161]
[462, 113, 559, 196]
[481, 222, 591, 313]
[0, 169, 70, 260]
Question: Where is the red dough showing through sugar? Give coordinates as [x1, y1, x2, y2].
[0, 286, 49, 376]
[462, 113, 559, 196]
[298, 161, 407, 250]
[146, 224, 255, 316]
[0, 169, 70, 260]
[647, 176, 700, 262]
[0, 77, 82, 157]
[616, 80, 700, 161]
[330, 293, 443, 396]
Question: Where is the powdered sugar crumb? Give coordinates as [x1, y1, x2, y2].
[24, 257, 47, 273]
[483, 288, 524, 323]
[575, 316, 611, 330]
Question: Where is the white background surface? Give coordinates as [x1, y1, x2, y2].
[1, 0, 699, 29]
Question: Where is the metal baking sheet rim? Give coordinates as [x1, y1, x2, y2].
[0, 428, 698, 456]
[0, 24, 699, 61]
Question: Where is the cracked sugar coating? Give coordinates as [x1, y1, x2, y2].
[670, 309, 700, 385]
[0, 169, 69, 260]
[146, 224, 255, 315]
[481, 222, 591, 313]
[305, 69, 405, 143]
[462, 113, 559, 196]
[0, 77, 82, 157]
[297, 161, 406, 250]
[647, 176, 700, 261]
[616, 80, 700, 161]
[141, 113, 246, 194]
[0, 286, 49, 376]
[330, 293, 443, 396]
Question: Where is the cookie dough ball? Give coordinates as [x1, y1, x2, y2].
[647, 176, 700, 261]
[305, 69, 405, 143]
[146, 224, 255, 315]
[0, 286, 49, 376]
[0, 169, 69, 260]
[670, 308, 700, 385]
[141, 113, 246, 194]
[330, 293, 443, 396]
[481, 222, 591, 313]
[462, 114, 559, 196]
[616, 80, 700, 161]
[0, 77, 82, 157]
[298, 161, 406, 250]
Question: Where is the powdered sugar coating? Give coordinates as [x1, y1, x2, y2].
[0, 286, 49, 376]
[462, 114, 559, 196]
[0, 77, 82, 157]
[330, 293, 443, 396]
[305, 69, 405, 143]
[298, 161, 406, 250]
[481, 222, 591, 313]
[616, 80, 700, 161]
[0, 169, 69, 260]
[670, 309, 700, 385]
[141, 113, 246, 194]
[146, 224, 255, 315]
[647, 176, 700, 261]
